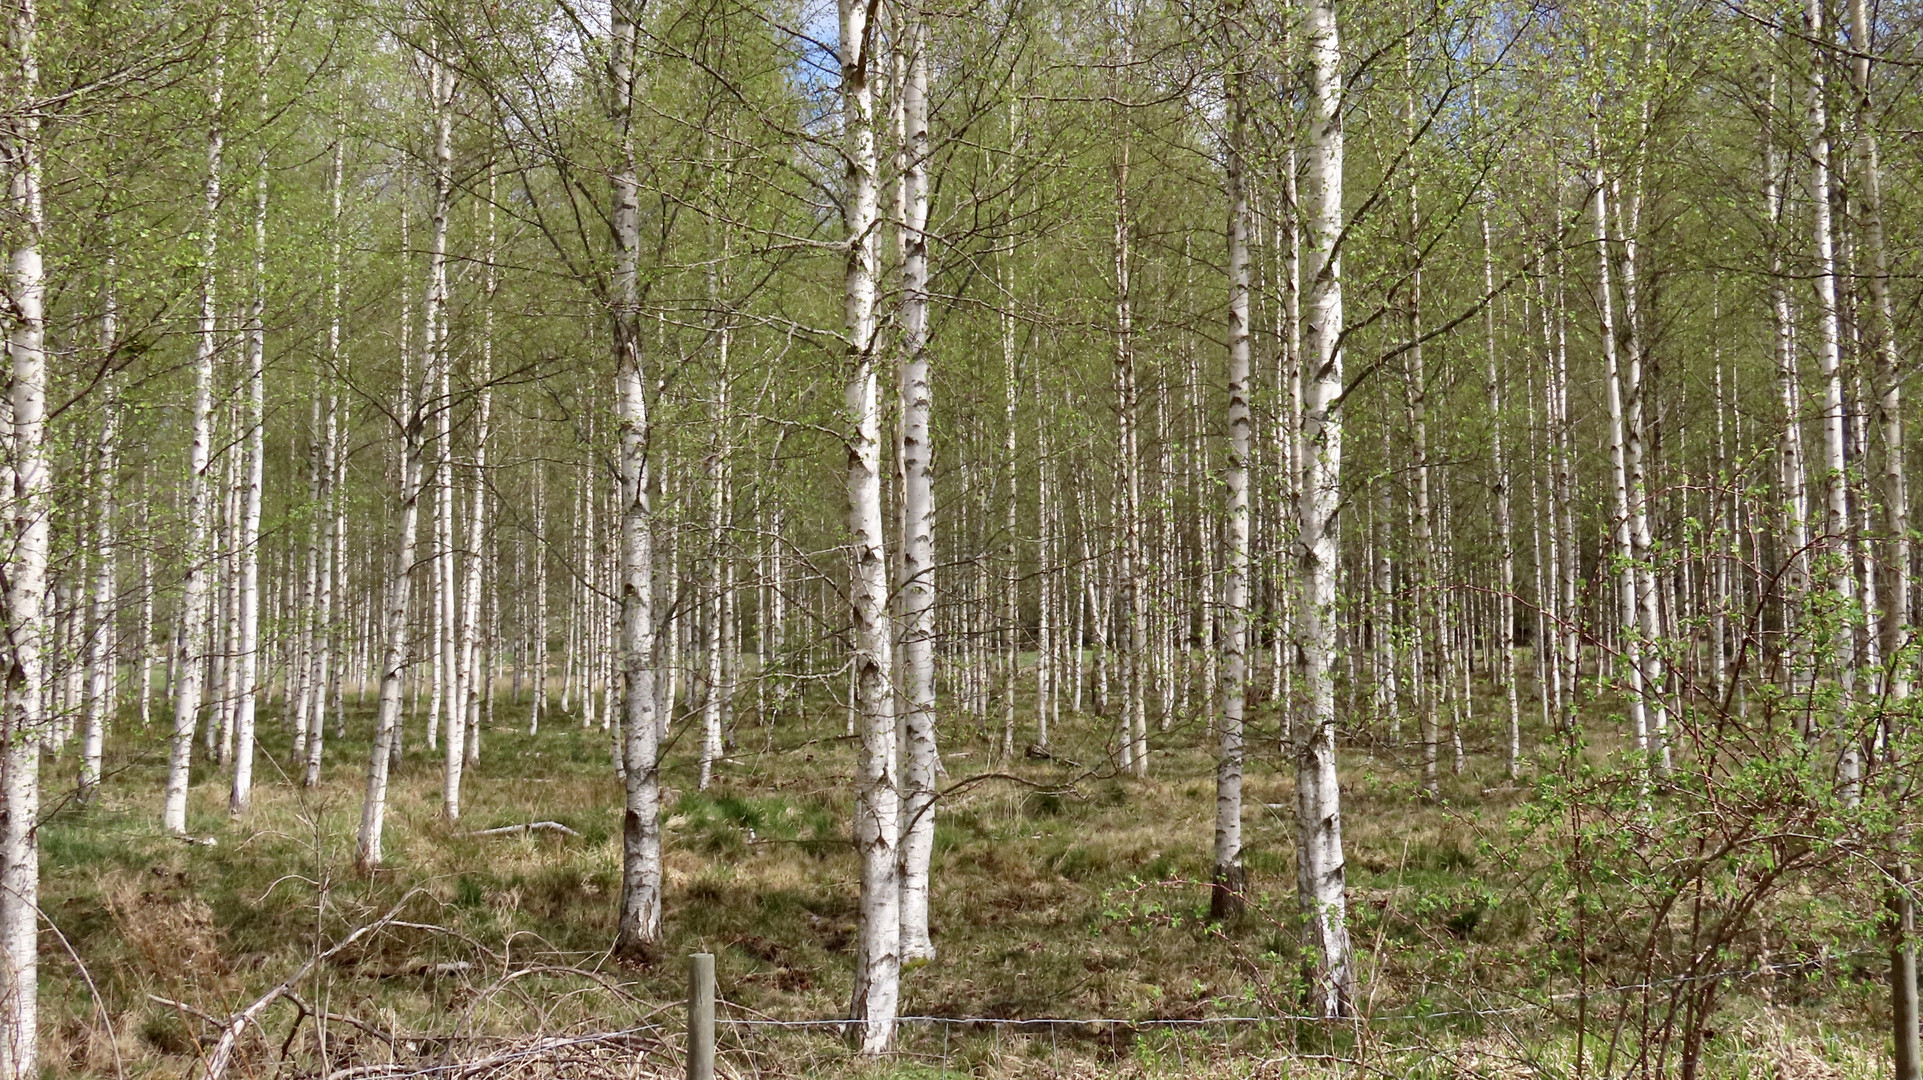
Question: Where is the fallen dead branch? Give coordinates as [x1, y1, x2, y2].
[158, 889, 428, 1080]
[465, 821, 581, 838]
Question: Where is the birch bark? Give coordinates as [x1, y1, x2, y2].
[166, 40, 224, 835]
[1802, 0, 1859, 799]
[838, 0, 900, 1046]
[1844, 0, 1919, 1059]
[1590, 144, 1650, 782]
[1212, 55, 1250, 921]
[1480, 199, 1518, 779]
[356, 195, 426, 872]
[461, 174, 495, 770]
[1295, 0, 1356, 1017]
[610, 0, 664, 958]
[305, 130, 344, 788]
[0, 0, 48, 1061]
[895, 12, 938, 965]
[230, 11, 270, 814]
[81, 277, 117, 801]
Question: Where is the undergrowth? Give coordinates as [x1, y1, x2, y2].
[35, 670, 1891, 1077]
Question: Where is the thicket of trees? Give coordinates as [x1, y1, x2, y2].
[2, 0, 1922, 1073]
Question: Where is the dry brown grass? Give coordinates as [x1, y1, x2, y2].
[32, 681, 1890, 1078]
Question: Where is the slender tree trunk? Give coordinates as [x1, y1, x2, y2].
[1401, 68, 1441, 798]
[1212, 57, 1250, 922]
[305, 132, 345, 788]
[1802, 0, 1859, 800]
[425, 50, 455, 773]
[699, 374, 727, 790]
[838, 0, 899, 1047]
[1840, 0, 1920, 1061]
[1295, 0, 1356, 1017]
[81, 277, 117, 801]
[463, 179, 495, 770]
[999, 251, 1018, 762]
[1113, 121, 1147, 779]
[166, 43, 224, 835]
[230, 17, 270, 813]
[895, 15, 938, 965]
[1481, 197, 1518, 780]
[356, 192, 427, 872]
[532, 466, 549, 733]
[1590, 139, 1650, 786]
[0, 0, 48, 1061]
[450, 174, 494, 811]
[1764, 75, 1812, 707]
[608, 0, 663, 959]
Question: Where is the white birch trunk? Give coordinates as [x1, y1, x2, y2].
[1480, 200, 1518, 779]
[305, 132, 345, 788]
[531, 466, 549, 733]
[1590, 144, 1650, 781]
[1763, 75, 1812, 704]
[1295, 0, 1356, 1017]
[609, 0, 664, 957]
[838, 0, 899, 1046]
[1212, 58, 1250, 921]
[1834, 0, 1919, 1057]
[999, 250, 1018, 762]
[81, 276, 117, 801]
[462, 176, 495, 771]
[895, 14, 938, 965]
[230, 18, 269, 813]
[424, 52, 455, 775]
[165, 44, 224, 835]
[1112, 127, 1146, 778]
[699, 370, 727, 789]
[356, 194, 426, 872]
[450, 181, 493, 810]
[1802, 0, 1859, 798]
[0, 1, 48, 1060]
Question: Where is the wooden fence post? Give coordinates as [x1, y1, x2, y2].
[688, 952, 715, 1080]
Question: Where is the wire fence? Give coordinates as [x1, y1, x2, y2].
[303, 949, 1868, 1079]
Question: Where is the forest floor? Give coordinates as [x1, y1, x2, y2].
[39, 677, 1888, 1078]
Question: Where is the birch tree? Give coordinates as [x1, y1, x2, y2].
[0, 0, 47, 1064]
[164, 32, 224, 835]
[610, 0, 664, 959]
[1212, 35, 1249, 922]
[895, 4, 938, 966]
[839, 0, 900, 1046]
[1293, 0, 1356, 1017]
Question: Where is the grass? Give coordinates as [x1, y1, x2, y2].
[34, 668, 1891, 1077]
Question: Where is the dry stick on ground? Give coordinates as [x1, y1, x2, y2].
[464, 821, 581, 838]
